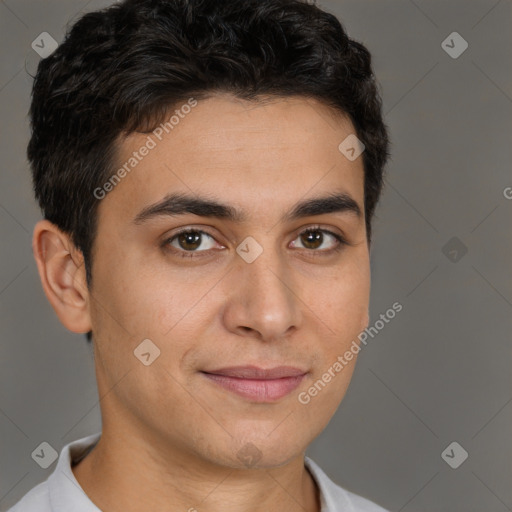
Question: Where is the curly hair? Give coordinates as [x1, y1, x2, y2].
[27, 0, 390, 341]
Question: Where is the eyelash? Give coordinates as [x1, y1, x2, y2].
[162, 226, 348, 259]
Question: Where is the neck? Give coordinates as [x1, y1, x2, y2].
[72, 426, 321, 512]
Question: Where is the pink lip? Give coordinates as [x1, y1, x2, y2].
[201, 366, 307, 402]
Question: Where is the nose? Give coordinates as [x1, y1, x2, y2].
[222, 244, 302, 342]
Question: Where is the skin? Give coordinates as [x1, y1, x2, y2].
[33, 93, 371, 512]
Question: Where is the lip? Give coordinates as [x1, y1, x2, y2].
[203, 365, 307, 379]
[201, 365, 308, 402]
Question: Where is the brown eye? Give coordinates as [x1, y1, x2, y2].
[291, 228, 345, 253]
[166, 230, 217, 253]
[176, 231, 202, 251]
[300, 229, 323, 250]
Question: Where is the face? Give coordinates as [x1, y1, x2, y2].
[87, 94, 370, 469]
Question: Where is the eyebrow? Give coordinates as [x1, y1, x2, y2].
[132, 191, 362, 225]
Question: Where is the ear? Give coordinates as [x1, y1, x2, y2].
[32, 220, 92, 334]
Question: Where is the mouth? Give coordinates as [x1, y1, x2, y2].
[200, 366, 308, 402]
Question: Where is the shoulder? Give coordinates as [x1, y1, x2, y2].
[5, 432, 102, 512]
[345, 491, 391, 512]
[305, 456, 391, 512]
[4, 480, 52, 512]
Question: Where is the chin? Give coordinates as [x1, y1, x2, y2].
[216, 431, 308, 470]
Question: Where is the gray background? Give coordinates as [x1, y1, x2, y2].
[1, 0, 511, 511]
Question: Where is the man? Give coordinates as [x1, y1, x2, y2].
[9, 0, 391, 510]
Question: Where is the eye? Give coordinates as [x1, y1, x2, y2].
[162, 226, 347, 259]
[164, 229, 220, 257]
[290, 227, 346, 255]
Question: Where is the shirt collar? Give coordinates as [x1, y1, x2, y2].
[47, 432, 102, 512]
[305, 456, 354, 512]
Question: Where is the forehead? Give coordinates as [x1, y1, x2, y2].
[102, 94, 365, 222]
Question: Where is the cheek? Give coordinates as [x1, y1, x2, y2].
[314, 262, 370, 337]
[91, 248, 172, 335]
[302, 257, 369, 412]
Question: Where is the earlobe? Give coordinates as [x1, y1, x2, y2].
[32, 220, 92, 334]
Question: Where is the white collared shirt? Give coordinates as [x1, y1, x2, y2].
[6, 432, 390, 512]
